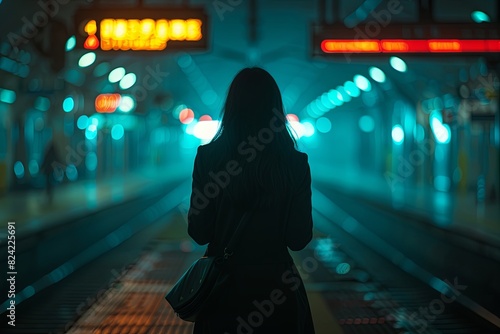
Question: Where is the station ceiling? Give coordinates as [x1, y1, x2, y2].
[0, 0, 497, 118]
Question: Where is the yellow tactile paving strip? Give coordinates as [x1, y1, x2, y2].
[67, 248, 194, 334]
[67, 215, 344, 333]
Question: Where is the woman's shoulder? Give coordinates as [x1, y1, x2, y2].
[196, 141, 220, 157]
[287, 149, 309, 167]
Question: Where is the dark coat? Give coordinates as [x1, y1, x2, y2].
[187, 142, 315, 334]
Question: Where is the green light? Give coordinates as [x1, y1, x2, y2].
[65, 35, 76, 51]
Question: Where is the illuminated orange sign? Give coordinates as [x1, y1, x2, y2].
[321, 39, 500, 54]
[83, 18, 202, 51]
[75, 7, 208, 52]
[95, 94, 121, 113]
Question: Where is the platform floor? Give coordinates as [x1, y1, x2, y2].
[1, 164, 499, 333]
[2, 162, 498, 246]
[0, 164, 189, 239]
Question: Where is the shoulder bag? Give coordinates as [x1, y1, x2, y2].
[165, 211, 253, 322]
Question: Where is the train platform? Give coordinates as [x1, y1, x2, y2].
[1, 162, 499, 333]
[313, 164, 500, 246]
[2, 194, 498, 333]
[0, 163, 191, 241]
[1, 161, 498, 249]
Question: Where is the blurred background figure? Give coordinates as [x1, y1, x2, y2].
[40, 140, 63, 203]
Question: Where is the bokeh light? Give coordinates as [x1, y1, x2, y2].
[62, 96, 74, 112]
[316, 117, 332, 133]
[390, 57, 407, 72]
[108, 67, 125, 83]
[78, 52, 96, 67]
[392, 124, 404, 144]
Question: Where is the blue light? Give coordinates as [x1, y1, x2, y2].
[178, 53, 193, 68]
[315, 99, 328, 113]
[327, 89, 342, 106]
[392, 124, 404, 144]
[34, 96, 50, 111]
[62, 96, 74, 112]
[119, 73, 136, 89]
[93, 62, 110, 77]
[65, 36, 76, 52]
[85, 152, 98, 171]
[64, 69, 85, 86]
[201, 90, 217, 105]
[109, 67, 125, 83]
[369, 67, 386, 83]
[321, 93, 335, 109]
[316, 117, 332, 133]
[335, 263, 351, 275]
[336, 86, 351, 102]
[85, 124, 98, 140]
[430, 111, 451, 144]
[307, 104, 321, 118]
[471, 11, 490, 23]
[193, 120, 220, 140]
[344, 81, 360, 97]
[28, 160, 39, 175]
[66, 164, 78, 181]
[390, 57, 407, 72]
[111, 124, 125, 140]
[359, 115, 375, 132]
[354, 75, 371, 91]
[14, 161, 24, 178]
[118, 95, 135, 112]
[77, 115, 89, 130]
[302, 121, 315, 137]
[414, 124, 425, 142]
[78, 52, 96, 68]
[434, 176, 451, 192]
[0, 88, 16, 104]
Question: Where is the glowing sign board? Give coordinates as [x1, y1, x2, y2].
[95, 94, 121, 113]
[312, 23, 500, 57]
[75, 7, 208, 52]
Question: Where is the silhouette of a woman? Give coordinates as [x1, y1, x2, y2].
[188, 67, 315, 333]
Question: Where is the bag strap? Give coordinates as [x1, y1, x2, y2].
[223, 210, 253, 260]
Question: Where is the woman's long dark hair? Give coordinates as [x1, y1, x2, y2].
[209, 67, 298, 209]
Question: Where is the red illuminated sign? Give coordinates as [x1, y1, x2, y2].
[95, 94, 121, 113]
[312, 23, 500, 56]
[321, 39, 500, 54]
